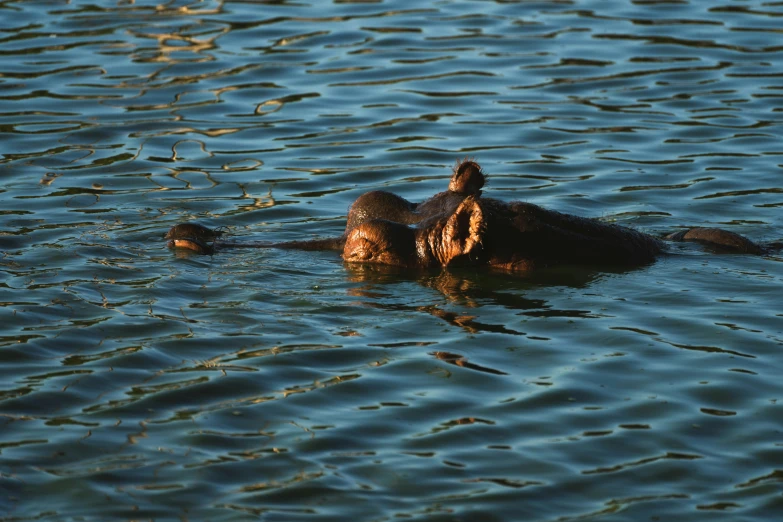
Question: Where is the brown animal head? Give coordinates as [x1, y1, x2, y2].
[343, 197, 487, 268]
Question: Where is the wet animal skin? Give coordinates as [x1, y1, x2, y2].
[166, 159, 775, 271]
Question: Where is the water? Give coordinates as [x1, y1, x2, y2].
[2, 0, 783, 520]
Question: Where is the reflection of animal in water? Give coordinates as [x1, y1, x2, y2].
[167, 159, 779, 272]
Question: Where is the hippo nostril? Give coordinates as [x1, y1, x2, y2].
[344, 235, 377, 262]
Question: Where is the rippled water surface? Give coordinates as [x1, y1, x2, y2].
[2, 1, 783, 520]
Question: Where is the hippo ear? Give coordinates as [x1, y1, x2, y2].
[437, 197, 486, 266]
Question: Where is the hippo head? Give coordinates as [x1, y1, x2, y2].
[343, 197, 487, 268]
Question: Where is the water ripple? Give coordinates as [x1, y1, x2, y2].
[1, 0, 783, 520]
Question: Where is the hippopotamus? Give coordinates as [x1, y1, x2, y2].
[166, 159, 777, 271]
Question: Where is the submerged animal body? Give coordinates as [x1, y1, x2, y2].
[166, 159, 773, 271]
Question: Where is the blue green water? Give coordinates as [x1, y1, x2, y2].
[2, 1, 783, 520]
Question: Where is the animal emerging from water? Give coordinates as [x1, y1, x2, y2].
[166, 159, 778, 272]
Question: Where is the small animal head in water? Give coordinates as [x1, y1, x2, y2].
[167, 238, 214, 255]
[165, 223, 225, 241]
